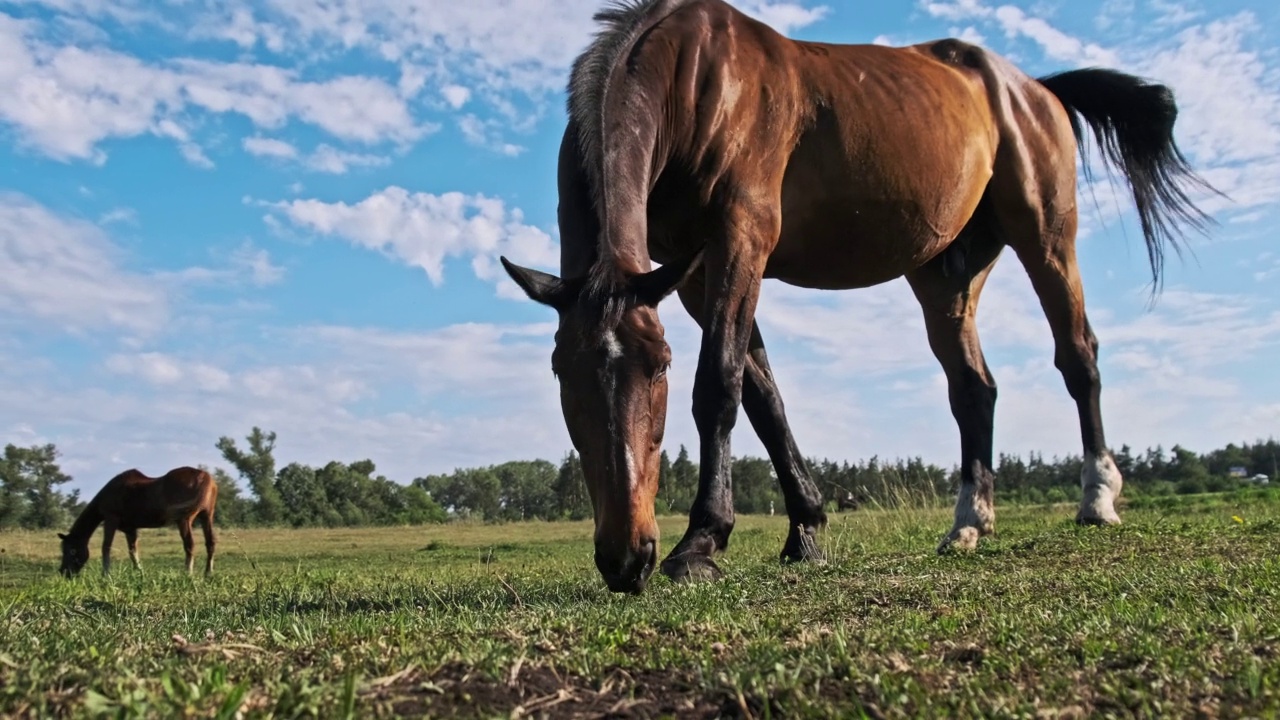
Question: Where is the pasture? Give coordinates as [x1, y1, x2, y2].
[2, 492, 1278, 718]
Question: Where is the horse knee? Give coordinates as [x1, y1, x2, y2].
[692, 367, 743, 436]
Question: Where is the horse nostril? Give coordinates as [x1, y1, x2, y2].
[639, 540, 657, 573]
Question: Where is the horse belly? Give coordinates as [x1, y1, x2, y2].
[765, 199, 960, 290]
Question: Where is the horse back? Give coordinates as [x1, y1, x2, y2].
[100, 466, 214, 528]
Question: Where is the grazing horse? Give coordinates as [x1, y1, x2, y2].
[837, 492, 866, 512]
[58, 466, 218, 577]
[501, 0, 1215, 593]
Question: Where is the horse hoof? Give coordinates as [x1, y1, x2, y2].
[936, 526, 982, 554]
[780, 528, 826, 565]
[1076, 512, 1122, 527]
[660, 554, 724, 583]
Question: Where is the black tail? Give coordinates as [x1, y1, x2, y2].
[1038, 68, 1221, 294]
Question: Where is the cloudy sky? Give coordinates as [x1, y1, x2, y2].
[2, 0, 1278, 494]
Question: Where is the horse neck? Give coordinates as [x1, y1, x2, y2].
[66, 499, 103, 543]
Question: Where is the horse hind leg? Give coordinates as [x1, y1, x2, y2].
[743, 324, 828, 564]
[998, 166, 1123, 525]
[200, 510, 216, 576]
[1012, 233, 1122, 525]
[906, 223, 1005, 552]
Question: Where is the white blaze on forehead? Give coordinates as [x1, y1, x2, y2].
[624, 445, 637, 490]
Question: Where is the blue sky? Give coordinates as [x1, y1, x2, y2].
[2, 0, 1278, 495]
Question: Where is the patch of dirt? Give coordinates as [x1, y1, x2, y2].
[360, 662, 837, 719]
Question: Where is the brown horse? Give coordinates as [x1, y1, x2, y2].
[502, 0, 1215, 593]
[837, 492, 867, 513]
[59, 466, 218, 577]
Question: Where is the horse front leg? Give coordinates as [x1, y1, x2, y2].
[101, 519, 117, 576]
[177, 519, 196, 574]
[660, 206, 775, 583]
[125, 529, 141, 570]
[675, 272, 827, 567]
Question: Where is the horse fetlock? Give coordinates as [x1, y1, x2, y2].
[954, 483, 995, 533]
[780, 523, 825, 564]
[1078, 451, 1123, 526]
[937, 525, 987, 553]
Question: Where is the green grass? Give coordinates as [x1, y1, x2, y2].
[2, 493, 1278, 718]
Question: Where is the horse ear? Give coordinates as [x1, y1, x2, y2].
[500, 257, 573, 311]
[57, 533, 67, 540]
[631, 248, 705, 307]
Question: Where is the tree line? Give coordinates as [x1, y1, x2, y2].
[1, 427, 1276, 530]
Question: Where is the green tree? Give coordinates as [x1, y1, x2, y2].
[656, 450, 674, 514]
[731, 456, 777, 514]
[216, 428, 284, 524]
[275, 463, 329, 526]
[0, 443, 74, 529]
[402, 484, 448, 524]
[661, 445, 698, 514]
[200, 466, 255, 526]
[554, 452, 591, 520]
[495, 460, 558, 521]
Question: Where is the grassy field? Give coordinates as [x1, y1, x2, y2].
[1, 491, 1278, 718]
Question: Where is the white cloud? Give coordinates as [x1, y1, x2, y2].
[231, 242, 287, 286]
[304, 144, 390, 174]
[734, 1, 830, 35]
[263, 187, 558, 290]
[951, 25, 986, 45]
[458, 114, 525, 156]
[918, 2, 1280, 222]
[2, 320, 568, 491]
[191, 5, 286, 52]
[1150, 0, 1202, 27]
[98, 207, 137, 225]
[151, 240, 286, 290]
[5, 0, 160, 27]
[243, 136, 389, 174]
[0, 13, 426, 164]
[159, 0, 826, 115]
[106, 352, 232, 391]
[441, 84, 471, 109]
[242, 136, 299, 160]
[1139, 14, 1280, 167]
[992, 5, 1120, 65]
[0, 192, 168, 334]
[922, 0, 993, 22]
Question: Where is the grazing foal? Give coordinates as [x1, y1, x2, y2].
[502, 0, 1215, 593]
[59, 466, 218, 577]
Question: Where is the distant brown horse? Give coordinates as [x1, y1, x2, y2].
[59, 466, 218, 577]
[502, 0, 1215, 593]
[837, 492, 867, 512]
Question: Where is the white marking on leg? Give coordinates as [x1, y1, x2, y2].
[940, 481, 994, 552]
[1079, 450, 1123, 525]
